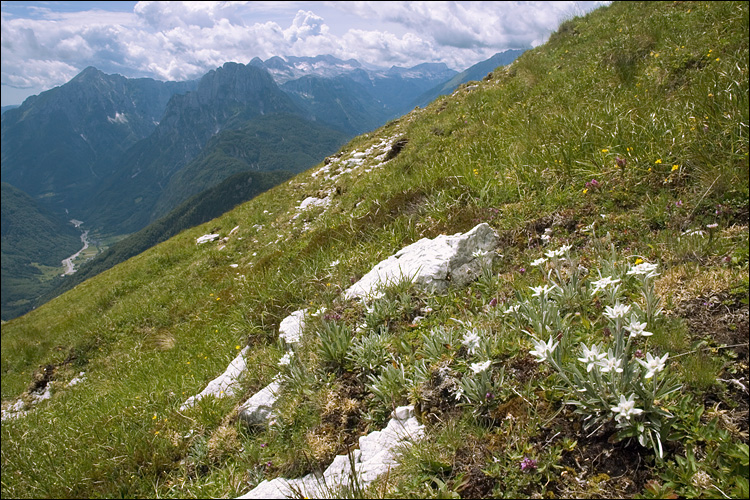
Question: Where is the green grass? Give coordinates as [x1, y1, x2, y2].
[2, 1, 748, 498]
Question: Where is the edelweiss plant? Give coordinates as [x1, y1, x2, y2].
[518, 247, 680, 458]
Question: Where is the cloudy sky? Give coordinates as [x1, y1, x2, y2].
[1, 1, 608, 106]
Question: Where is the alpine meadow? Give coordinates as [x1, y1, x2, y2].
[1, 2, 748, 499]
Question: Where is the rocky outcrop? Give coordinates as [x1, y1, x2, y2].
[180, 347, 250, 410]
[238, 406, 425, 499]
[237, 378, 282, 426]
[344, 222, 499, 300]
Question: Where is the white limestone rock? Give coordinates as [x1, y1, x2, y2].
[278, 309, 307, 345]
[237, 379, 281, 426]
[237, 406, 424, 499]
[344, 223, 499, 300]
[180, 347, 249, 410]
[196, 233, 220, 244]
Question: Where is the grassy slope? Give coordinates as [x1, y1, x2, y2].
[1, 2, 748, 498]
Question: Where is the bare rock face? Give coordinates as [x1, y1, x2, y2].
[344, 222, 499, 300]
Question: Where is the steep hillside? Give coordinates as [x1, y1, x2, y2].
[1, 2, 748, 499]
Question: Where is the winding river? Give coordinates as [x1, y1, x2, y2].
[61, 220, 90, 276]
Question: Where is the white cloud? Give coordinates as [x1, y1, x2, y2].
[1, 1, 608, 105]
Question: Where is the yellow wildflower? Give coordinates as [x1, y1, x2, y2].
[236, 345, 241, 350]
[715, 57, 720, 62]
[672, 165, 679, 171]
[635, 258, 644, 265]
[655, 159, 662, 164]
[583, 188, 588, 194]
[601, 149, 609, 153]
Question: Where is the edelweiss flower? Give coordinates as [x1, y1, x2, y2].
[472, 248, 491, 258]
[627, 262, 659, 278]
[530, 257, 547, 267]
[590, 276, 621, 295]
[611, 393, 644, 422]
[462, 329, 482, 355]
[625, 316, 653, 338]
[504, 304, 520, 315]
[530, 284, 556, 297]
[637, 352, 669, 378]
[598, 351, 623, 373]
[470, 360, 492, 374]
[578, 343, 606, 372]
[544, 248, 564, 259]
[278, 351, 294, 366]
[604, 302, 631, 320]
[529, 336, 558, 363]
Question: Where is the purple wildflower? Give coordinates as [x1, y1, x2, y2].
[520, 457, 538, 472]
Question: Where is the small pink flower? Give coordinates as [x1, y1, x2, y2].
[520, 457, 538, 472]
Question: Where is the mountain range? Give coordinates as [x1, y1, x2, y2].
[1, 50, 524, 320]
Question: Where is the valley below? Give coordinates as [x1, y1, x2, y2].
[60, 220, 90, 276]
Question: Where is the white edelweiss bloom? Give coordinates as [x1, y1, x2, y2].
[545, 248, 565, 259]
[470, 360, 492, 374]
[472, 248, 491, 258]
[278, 351, 294, 366]
[625, 316, 653, 338]
[504, 304, 520, 315]
[590, 276, 621, 295]
[611, 393, 644, 422]
[577, 343, 606, 372]
[598, 352, 623, 373]
[558, 244, 573, 253]
[683, 229, 705, 238]
[529, 336, 558, 363]
[462, 329, 482, 355]
[637, 352, 669, 378]
[604, 302, 631, 320]
[530, 284, 557, 297]
[530, 257, 547, 267]
[627, 262, 660, 278]
[454, 386, 465, 402]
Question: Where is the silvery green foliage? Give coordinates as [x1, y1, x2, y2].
[518, 246, 679, 459]
[317, 320, 353, 374]
[347, 331, 395, 377]
[366, 363, 410, 408]
[418, 326, 461, 363]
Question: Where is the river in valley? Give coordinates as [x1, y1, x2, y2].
[61, 219, 90, 276]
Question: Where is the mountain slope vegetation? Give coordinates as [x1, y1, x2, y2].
[1, 2, 748, 499]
